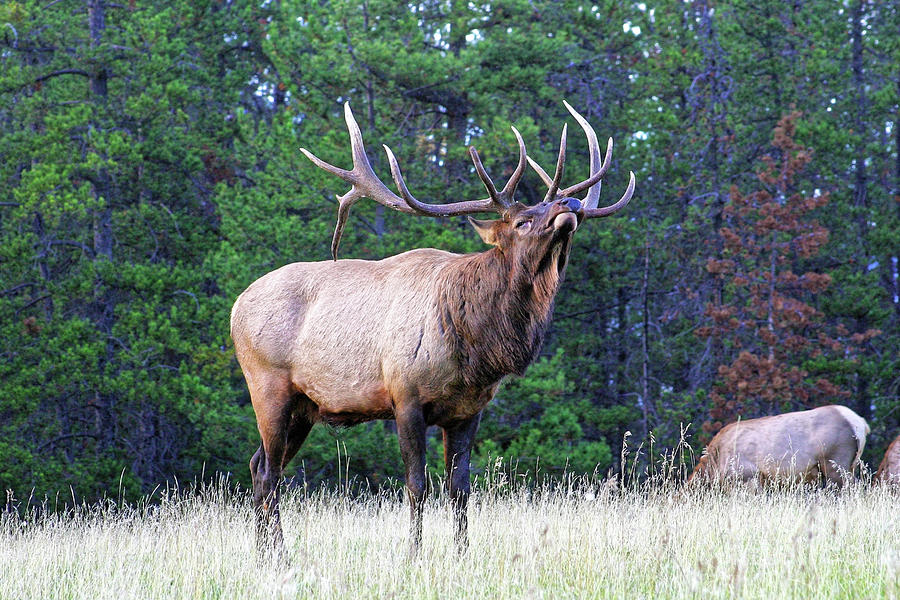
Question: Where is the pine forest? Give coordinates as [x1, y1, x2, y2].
[1, 0, 898, 504]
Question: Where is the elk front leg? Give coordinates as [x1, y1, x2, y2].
[442, 412, 481, 553]
[396, 402, 427, 558]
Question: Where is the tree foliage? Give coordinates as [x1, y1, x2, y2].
[1, 0, 898, 502]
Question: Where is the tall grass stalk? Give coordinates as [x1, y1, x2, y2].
[1, 470, 897, 599]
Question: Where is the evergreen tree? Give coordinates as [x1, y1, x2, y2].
[0, 0, 261, 500]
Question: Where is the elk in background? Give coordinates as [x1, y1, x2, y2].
[230, 102, 635, 555]
[876, 434, 900, 484]
[689, 405, 869, 488]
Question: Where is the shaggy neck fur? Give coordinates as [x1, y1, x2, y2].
[439, 234, 573, 388]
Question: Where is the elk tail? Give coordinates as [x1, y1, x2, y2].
[835, 406, 869, 474]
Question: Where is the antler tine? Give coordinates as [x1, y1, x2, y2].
[383, 144, 419, 207]
[559, 101, 612, 207]
[301, 102, 417, 259]
[525, 101, 636, 218]
[557, 136, 612, 205]
[526, 155, 553, 189]
[542, 124, 567, 203]
[466, 127, 526, 209]
[385, 145, 502, 217]
[582, 170, 636, 218]
[498, 126, 528, 203]
[468, 145, 502, 205]
[389, 128, 530, 217]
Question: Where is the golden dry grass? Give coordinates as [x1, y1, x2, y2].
[1, 473, 897, 600]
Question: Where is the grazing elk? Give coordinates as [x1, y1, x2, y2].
[231, 102, 635, 555]
[876, 434, 900, 484]
[689, 405, 869, 488]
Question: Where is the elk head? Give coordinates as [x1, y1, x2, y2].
[300, 101, 635, 262]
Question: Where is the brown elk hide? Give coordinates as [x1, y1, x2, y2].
[231, 245, 565, 428]
[876, 435, 900, 484]
[689, 405, 869, 487]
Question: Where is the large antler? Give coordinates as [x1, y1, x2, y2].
[301, 102, 528, 259]
[527, 101, 635, 218]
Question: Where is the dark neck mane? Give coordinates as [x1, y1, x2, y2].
[438, 243, 569, 388]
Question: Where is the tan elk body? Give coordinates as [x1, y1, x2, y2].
[231, 102, 635, 555]
[876, 434, 900, 484]
[232, 246, 553, 428]
[689, 405, 869, 487]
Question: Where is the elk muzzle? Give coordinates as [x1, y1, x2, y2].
[551, 197, 582, 233]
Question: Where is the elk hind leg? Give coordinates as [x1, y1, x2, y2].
[281, 396, 316, 470]
[248, 370, 297, 552]
[821, 449, 856, 488]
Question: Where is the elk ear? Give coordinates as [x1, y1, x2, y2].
[468, 217, 501, 247]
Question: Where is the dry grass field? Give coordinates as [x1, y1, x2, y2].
[1, 466, 898, 600]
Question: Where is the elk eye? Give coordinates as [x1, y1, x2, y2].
[515, 219, 532, 231]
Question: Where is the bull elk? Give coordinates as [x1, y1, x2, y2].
[689, 405, 869, 488]
[230, 101, 635, 555]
